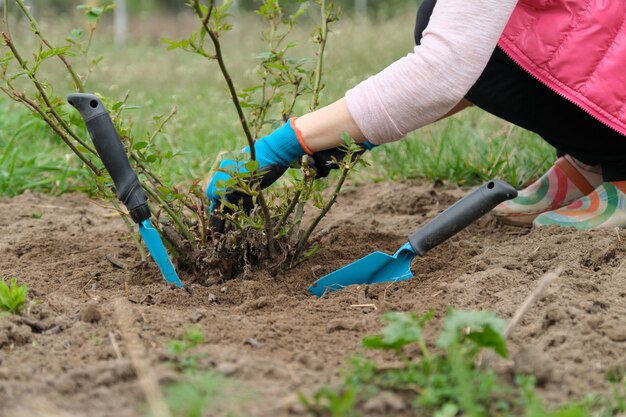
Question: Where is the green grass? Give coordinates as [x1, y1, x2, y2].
[0, 101, 94, 196]
[0, 9, 554, 197]
[369, 110, 554, 187]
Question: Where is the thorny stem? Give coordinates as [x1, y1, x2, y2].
[132, 105, 205, 225]
[291, 0, 335, 258]
[5, 87, 147, 260]
[294, 157, 354, 261]
[113, 199, 147, 261]
[128, 107, 178, 188]
[190, 0, 255, 157]
[3, 0, 9, 36]
[109, 98, 176, 196]
[311, 0, 330, 110]
[4, 88, 103, 176]
[191, 0, 276, 258]
[106, 99, 196, 220]
[143, 185, 196, 247]
[14, 0, 85, 92]
[283, 78, 301, 121]
[0, 37, 146, 260]
[277, 188, 302, 231]
[2, 33, 96, 155]
[2, 8, 200, 266]
[289, 168, 315, 243]
[148, 106, 177, 143]
[290, 195, 306, 243]
[253, 13, 283, 136]
[113, 90, 131, 121]
[133, 155, 165, 187]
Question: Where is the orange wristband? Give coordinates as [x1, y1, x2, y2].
[290, 117, 313, 155]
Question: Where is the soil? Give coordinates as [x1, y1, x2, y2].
[1, 180, 626, 417]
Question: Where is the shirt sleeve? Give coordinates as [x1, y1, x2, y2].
[345, 0, 518, 144]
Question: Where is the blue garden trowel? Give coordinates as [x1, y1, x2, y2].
[308, 180, 518, 297]
[68, 93, 182, 287]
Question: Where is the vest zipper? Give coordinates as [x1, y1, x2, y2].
[498, 42, 626, 137]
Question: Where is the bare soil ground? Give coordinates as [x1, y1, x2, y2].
[1, 180, 625, 417]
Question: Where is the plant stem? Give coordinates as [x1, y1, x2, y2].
[14, 0, 84, 92]
[283, 78, 301, 121]
[190, 1, 255, 157]
[143, 185, 196, 247]
[311, 0, 330, 110]
[3, 0, 10, 36]
[294, 160, 351, 261]
[2, 33, 96, 155]
[191, 0, 276, 258]
[5, 89, 103, 176]
[148, 106, 177, 143]
[276, 188, 302, 231]
[113, 90, 131, 120]
[112, 198, 147, 261]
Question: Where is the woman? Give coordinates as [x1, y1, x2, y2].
[207, 0, 626, 230]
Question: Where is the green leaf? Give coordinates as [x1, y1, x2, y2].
[132, 141, 148, 150]
[467, 324, 508, 358]
[362, 311, 433, 351]
[244, 160, 259, 172]
[434, 403, 459, 417]
[437, 310, 508, 357]
[361, 335, 391, 349]
[69, 28, 85, 41]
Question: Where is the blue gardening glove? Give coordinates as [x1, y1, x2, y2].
[207, 119, 308, 231]
[310, 141, 378, 178]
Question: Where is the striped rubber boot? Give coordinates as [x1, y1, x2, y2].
[493, 156, 602, 226]
[533, 181, 626, 230]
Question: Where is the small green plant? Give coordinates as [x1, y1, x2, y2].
[167, 328, 207, 372]
[303, 309, 615, 417]
[0, 277, 28, 313]
[159, 328, 253, 417]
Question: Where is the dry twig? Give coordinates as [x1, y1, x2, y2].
[109, 331, 123, 360]
[503, 265, 562, 338]
[350, 304, 378, 310]
[479, 266, 563, 369]
[113, 298, 172, 417]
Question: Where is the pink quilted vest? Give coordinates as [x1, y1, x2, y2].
[498, 0, 626, 136]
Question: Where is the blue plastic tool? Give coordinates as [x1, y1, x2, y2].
[68, 93, 182, 287]
[138, 219, 182, 286]
[308, 180, 518, 297]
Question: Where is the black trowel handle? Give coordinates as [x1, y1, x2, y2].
[67, 93, 150, 223]
[409, 180, 517, 256]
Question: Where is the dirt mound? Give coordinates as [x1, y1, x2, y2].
[1, 181, 625, 416]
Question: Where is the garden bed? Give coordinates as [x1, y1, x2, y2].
[1, 180, 625, 416]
